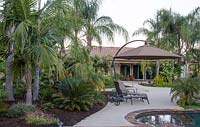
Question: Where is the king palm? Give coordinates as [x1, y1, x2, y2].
[6, 0, 63, 104]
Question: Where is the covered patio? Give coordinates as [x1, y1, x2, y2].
[112, 40, 181, 81]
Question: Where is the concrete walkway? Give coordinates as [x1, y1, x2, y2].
[75, 81, 181, 126]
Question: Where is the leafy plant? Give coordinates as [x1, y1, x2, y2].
[153, 76, 165, 87]
[14, 79, 26, 99]
[104, 75, 114, 88]
[170, 78, 200, 106]
[41, 102, 55, 110]
[26, 110, 59, 125]
[0, 89, 6, 101]
[0, 103, 9, 114]
[52, 77, 96, 111]
[6, 103, 36, 118]
[39, 85, 56, 100]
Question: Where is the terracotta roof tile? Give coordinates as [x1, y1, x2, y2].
[90, 46, 133, 57]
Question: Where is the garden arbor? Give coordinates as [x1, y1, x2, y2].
[111, 40, 181, 79]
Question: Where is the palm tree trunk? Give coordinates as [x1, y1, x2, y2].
[5, 24, 15, 101]
[185, 60, 190, 78]
[33, 65, 40, 101]
[5, 53, 14, 101]
[25, 65, 32, 105]
[86, 35, 93, 46]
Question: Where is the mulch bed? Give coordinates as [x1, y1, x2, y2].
[50, 103, 106, 126]
[0, 92, 112, 127]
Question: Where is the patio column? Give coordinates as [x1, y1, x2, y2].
[156, 60, 160, 78]
[130, 64, 133, 76]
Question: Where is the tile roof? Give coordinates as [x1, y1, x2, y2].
[90, 46, 133, 57]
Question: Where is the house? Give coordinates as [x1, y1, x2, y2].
[90, 46, 155, 80]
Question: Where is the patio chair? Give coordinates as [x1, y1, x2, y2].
[113, 81, 150, 105]
[118, 80, 137, 94]
[109, 81, 133, 106]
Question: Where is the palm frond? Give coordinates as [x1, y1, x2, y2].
[132, 27, 149, 36]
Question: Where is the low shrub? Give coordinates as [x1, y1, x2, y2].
[52, 77, 98, 111]
[40, 85, 56, 100]
[0, 103, 9, 116]
[0, 89, 6, 101]
[26, 110, 59, 125]
[41, 102, 55, 110]
[171, 77, 200, 106]
[14, 80, 26, 99]
[6, 103, 36, 118]
[104, 75, 114, 88]
[153, 76, 165, 87]
[94, 92, 106, 104]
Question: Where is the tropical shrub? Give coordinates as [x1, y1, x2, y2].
[14, 79, 26, 99]
[6, 103, 36, 118]
[52, 77, 97, 111]
[64, 45, 105, 91]
[93, 92, 106, 104]
[104, 75, 114, 88]
[39, 85, 56, 100]
[0, 103, 9, 115]
[0, 89, 6, 101]
[170, 78, 200, 106]
[153, 76, 165, 87]
[41, 102, 55, 110]
[92, 56, 110, 73]
[26, 110, 59, 125]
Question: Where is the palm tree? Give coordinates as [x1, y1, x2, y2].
[8, 0, 64, 104]
[81, 0, 128, 46]
[170, 78, 200, 105]
[0, 0, 21, 101]
[181, 7, 200, 77]
[54, 0, 128, 47]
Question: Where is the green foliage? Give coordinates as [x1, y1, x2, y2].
[104, 75, 114, 88]
[64, 45, 105, 91]
[171, 78, 200, 106]
[6, 103, 36, 118]
[41, 102, 55, 110]
[0, 88, 6, 101]
[39, 85, 56, 100]
[160, 61, 180, 84]
[52, 77, 97, 111]
[153, 76, 165, 87]
[0, 103, 9, 114]
[92, 56, 110, 73]
[26, 110, 59, 125]
[93, 92, 106, 104]
[14, 79, 26, 99]
[37, 72, 57, 100]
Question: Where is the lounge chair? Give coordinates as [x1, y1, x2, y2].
[111, 81, 149, 105]
[110, 81, 133, 106]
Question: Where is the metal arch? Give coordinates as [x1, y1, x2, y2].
[111, 40, 147, 77]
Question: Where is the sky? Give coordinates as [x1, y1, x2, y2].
[41, 0, 200, 47]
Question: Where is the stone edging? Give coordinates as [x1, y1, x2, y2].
[124, 108, 200, 126]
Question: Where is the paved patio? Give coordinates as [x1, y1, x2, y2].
[75, 81, 181, 126]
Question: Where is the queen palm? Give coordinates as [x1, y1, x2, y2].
[56, 0, 128, 46]
[81, 0, 128, 46]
